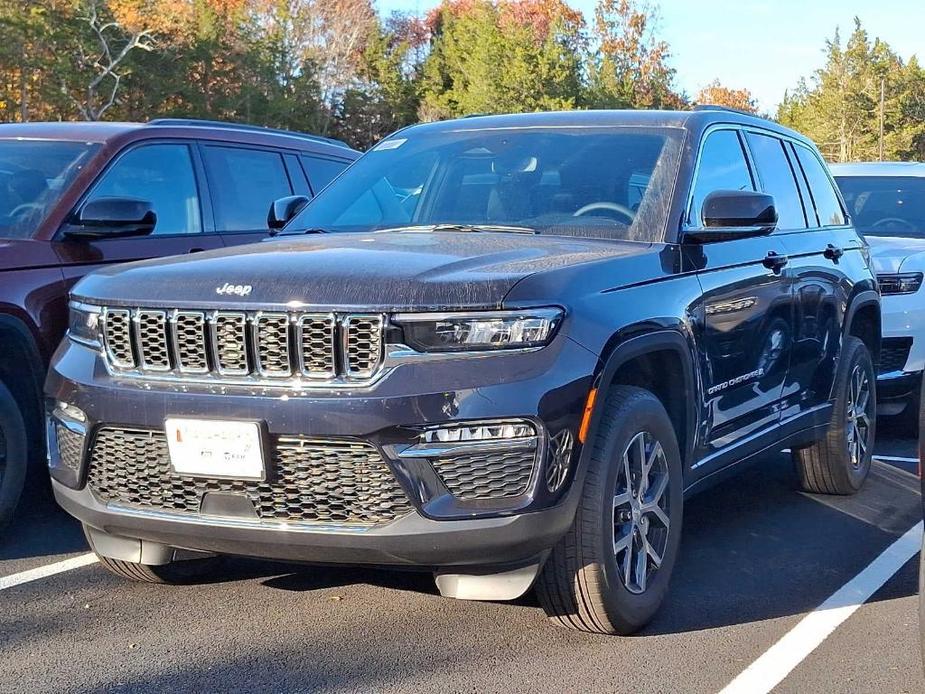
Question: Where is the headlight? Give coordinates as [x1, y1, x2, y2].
[877, 272, 923, 295]
[393, 308, 563, 352]
[68, 301, 102, 347]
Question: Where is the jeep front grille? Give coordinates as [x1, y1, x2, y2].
[101, 308, 384, 384]
[431, 446, 538, 500]
[86, 427, 412, 526]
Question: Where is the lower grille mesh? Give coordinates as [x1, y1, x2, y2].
[86, 428, 412, 525]
[55, 424, 84, 471]
[431, 447, 537, 500]
[879, 337, 912, 375]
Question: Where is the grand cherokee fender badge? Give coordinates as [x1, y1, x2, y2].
[215, 283, 253, 297]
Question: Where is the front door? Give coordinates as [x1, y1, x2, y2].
[685, 128, 794, 461]
[52, 141, 224, 290]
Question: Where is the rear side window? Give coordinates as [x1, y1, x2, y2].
[88, 143, 201, 235]
[302, 155, 349, 193]
[793, 145, 846, 226]
[203, 147, 293, 231]
[745, 132, 806, 230]
[690, 129, 754, 225]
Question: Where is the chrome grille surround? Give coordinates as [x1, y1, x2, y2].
[253, 312, 292, 377]
[171, 311, 209, 373]
[134, 310, 171, 371]
[102, 308, 135, 368]
[343, 314, 385, 378]
[86, 427, 412, 526]
[296, 313, 337, 378]
[210, 311, 249, 375]
[100, 306, 386, 386]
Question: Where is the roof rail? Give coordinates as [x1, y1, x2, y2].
[146, 118, 351, 149]
[692, 104, 761, 118]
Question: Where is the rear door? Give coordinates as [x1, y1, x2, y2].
[199, 144, 305, 247]
[53, 141, 223, 288]
[686, 127, 794, 463]
[774, 139, 858, 419]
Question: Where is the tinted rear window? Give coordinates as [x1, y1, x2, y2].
[203, 147, 293, 231]
[794, 145, 846, 226]
[835, 175, 925, 237]
[745, 132, 806, 230]
[302, 156, 350, 193]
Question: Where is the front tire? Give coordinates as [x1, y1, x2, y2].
[0, 381, 28, 532]
[536, 386, 683, 635]
[794, 336, 876, 495]
[85, 525, 220, 585]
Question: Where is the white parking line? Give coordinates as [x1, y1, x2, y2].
[0, 554, 97, 591]
[719, 521, 923, 694]
[873, 454, 919, 465]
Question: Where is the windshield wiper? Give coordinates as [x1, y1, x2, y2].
[377, 223, 536, 235]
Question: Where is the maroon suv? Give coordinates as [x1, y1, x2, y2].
[0, 119, 358, 529]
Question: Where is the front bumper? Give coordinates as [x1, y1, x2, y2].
[46, 334, 596, 570]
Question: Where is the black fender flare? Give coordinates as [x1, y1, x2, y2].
[843, 289, 881, 354]
[580, 329, 700, 473]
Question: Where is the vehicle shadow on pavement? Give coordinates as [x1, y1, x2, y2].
[0, 482, 88, 561]
[640, 454, 921, 636]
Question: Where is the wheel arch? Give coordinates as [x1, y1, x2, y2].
[585, 330, 700, 474]
[844, 291, 881, 368]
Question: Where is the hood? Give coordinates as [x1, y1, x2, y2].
[0, 238, 60, 272]
[865, 236, 925, 274]
[72, 231, 655, 311]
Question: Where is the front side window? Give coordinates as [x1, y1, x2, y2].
[689, 129, 755, 225]
[0, 140, 98, 239]
[203, 146, 293, 232]
[834, 175, 925, 237]
[89, 143, 201, 235]
[745, 132, 806, 230]
[286, 126, 683, 242]
[794, 145, 846, 226]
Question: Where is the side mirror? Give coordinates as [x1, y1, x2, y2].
[267, 195, 310, 231]
[65, 197, 156, 239]
[685, 190, 777, 243]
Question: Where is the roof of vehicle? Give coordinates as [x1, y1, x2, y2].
[0, 119, 353, 152]
[395, 108, 812, 145]
[830, 161, 925, 177]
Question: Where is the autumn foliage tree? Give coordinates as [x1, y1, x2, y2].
[694, 79, 758, 114]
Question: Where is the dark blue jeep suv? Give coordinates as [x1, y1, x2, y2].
[45, 108, 880, 634]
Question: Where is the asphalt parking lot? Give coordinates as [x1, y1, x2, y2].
[1, 420, 922, 694]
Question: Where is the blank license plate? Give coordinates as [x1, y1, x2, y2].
[165, 418, 265, 480]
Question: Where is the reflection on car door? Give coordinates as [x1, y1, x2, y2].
[686, 128, 794, 465]
[53, 141, 224, 289]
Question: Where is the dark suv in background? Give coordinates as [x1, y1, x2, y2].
[47, 108, 879, 635]
[0, 119, 358, 529]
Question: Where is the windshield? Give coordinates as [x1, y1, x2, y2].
[286, 126, 683, 241]
[0, 140, 99, 239]
[834, 175, 925, 237]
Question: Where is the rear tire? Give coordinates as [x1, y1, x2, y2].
[793, 336, 875, 495]
[85, 526, 220, 585]
[0, 381, 28, 532]
[536, 386, 683, 635]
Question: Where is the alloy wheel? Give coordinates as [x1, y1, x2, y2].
[612, 431, 671, 594]
[846, 363, 872, 470]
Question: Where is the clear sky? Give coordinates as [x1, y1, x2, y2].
[375, 0, 924, 113]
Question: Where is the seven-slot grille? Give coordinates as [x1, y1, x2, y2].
[102, 308, 384, 383]
[86, 428, 412, 525]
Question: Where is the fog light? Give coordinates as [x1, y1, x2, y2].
[421, 421, 535, 444]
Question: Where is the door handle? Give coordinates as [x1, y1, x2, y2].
[762, 251, 789, 273]
[823, 244, 844, 261]
[188, 247, 204, 254]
